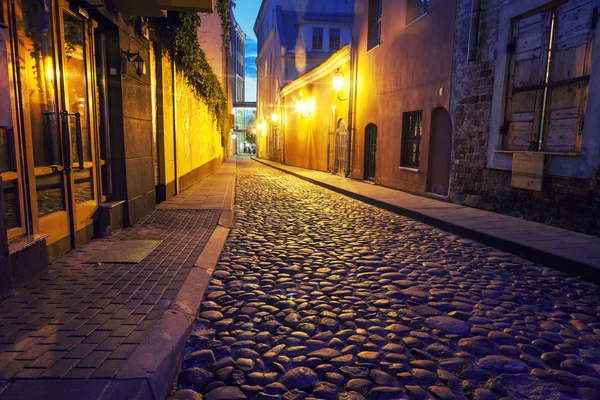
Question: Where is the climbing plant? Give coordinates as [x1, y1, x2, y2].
[166, 0, 235, 145]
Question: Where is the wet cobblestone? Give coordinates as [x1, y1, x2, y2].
[171, 159, 600, 400]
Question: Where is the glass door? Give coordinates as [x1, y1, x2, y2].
[57, 4, 98, 246]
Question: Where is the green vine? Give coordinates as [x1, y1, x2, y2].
[217, 0, 236, 48]
[166, 7, 234, 145]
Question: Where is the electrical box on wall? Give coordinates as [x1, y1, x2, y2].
[511, 153, 544, 191]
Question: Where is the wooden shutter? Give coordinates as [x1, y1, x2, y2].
[504, 11, 552, 151]
[544, 0, 594, 152]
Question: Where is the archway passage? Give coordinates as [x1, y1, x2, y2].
[364, 123, 377, 182]
[427, 107, 452, 196]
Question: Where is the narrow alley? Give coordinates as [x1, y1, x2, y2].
[171, 158, 600, 400]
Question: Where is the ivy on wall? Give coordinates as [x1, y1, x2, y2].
[166, 0, 235, 145]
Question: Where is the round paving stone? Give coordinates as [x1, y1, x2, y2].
[281, 367, 318, 389]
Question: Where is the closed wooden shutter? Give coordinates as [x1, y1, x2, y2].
[504, 0, 595, 153]
[504, 11, 552, 151]
[544, 0, 594, 152]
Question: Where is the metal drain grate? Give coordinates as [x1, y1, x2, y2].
[85, 240, 162, 264]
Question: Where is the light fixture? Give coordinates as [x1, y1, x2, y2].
[296, 95, 314, 119]
[125, 51, 146, 76]
[271, 112, 279, 125]
[332, 69, 348, 101]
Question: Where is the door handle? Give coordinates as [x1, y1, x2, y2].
[60, 111, 84, 170]
[60, 111, 72, 171]
[74, 112, 84, 170]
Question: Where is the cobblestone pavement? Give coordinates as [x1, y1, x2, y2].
[0, 209, 219, 382]
[171, 159, 600, 400]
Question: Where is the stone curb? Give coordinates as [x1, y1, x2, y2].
[113, 225, 231, 400]
[253, 158, 600, 284]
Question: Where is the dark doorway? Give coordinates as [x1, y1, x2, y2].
[364, 123, 377, 181]
[427, 107, 452, 196]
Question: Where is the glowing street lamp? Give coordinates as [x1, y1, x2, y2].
[332, 68, 348, 101]
[271, 112, 279, 125]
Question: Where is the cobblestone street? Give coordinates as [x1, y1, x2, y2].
[172, 158, 600, 400]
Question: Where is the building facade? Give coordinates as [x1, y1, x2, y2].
[350, 0, 457, 196]
[229, 14, 246, 103]
[450, 0, 600, 234]
[0, 0, 228, 300]
[254, 0, 355, 162]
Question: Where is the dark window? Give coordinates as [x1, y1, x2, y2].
[401, 111, 422, 168]
[406, 0, 429, 24]
[329, 28, 341, 51]
[312, 27, 324, 50]
[368, 0, 382, 50]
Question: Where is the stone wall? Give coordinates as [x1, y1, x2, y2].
[449, 0, 600, 236]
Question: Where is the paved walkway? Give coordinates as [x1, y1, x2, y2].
[0, 159, 236, 400]
[255, 158, 600, 283]
[170, 158, 600, 400]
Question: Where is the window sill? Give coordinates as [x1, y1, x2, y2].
[399, 166, 419, 173]
[494, 150, 580, 157]
[405, 12, 429, 28]
[367, 43, 381, 53]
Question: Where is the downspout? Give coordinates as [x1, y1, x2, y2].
[345, 32, 355, 177]
[467, 0, 481, 61]
[171, 47, 178, 194]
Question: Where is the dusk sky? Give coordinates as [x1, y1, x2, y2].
[233, 1, 262, 102]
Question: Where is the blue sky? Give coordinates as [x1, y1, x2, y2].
[233, 1, 262, 101]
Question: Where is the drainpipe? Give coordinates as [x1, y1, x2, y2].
[171, 47, 178, 194]
[468, 0, 482, 61]
[345, 33, 355, 178]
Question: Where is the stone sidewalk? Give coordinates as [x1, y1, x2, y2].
[254, 158, 600, 283]
[0, 159, 236, 400]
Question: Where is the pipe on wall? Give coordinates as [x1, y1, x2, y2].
[345, 32, 355, 178]
[467, 0, 482, 61]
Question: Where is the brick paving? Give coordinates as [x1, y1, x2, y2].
[0, 197, 220, 383]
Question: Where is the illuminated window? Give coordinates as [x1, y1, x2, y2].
[312, 27, 324, 50]
[401, 111, 422, 168]
[329, 28, 341, 51]
[406, 0, 429, 24]
[368, 0, 382, 50]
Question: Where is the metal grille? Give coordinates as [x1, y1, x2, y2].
[85, 240, 162, 264]
[364, 123, 377, 181]
[334, 119, 348, 175]
[401, 111, 422, 169]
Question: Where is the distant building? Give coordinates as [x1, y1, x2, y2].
[229, 13, 246, 103]
[254, 0, 355, 161]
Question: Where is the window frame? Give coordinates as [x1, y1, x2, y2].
[406, 0, 429, 26]
[486, 0, 600, 179]
[329, 28, 341, 51]
[401, 110, 423, 169]
[312, 27, 324, 51]
[367, 0, 382, 50]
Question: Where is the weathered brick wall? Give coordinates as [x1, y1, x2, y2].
[449, 0, 600, 236]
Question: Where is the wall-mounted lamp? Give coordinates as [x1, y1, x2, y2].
[271, 112, 279, 125]
[332, 69, 348, 101]
[296, 96, 315, 119]
[125, 51, 146, 76]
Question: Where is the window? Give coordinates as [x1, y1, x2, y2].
[329, 28, 341, 51]
[368, 0, 382, 50]
[312, 27, 324, 50]
[401, 111, 422, 168]
[503, 0, 593, 153]
[406, 0, 429, 24]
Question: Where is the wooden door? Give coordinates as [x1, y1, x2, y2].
[427, 107, 452, 196]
